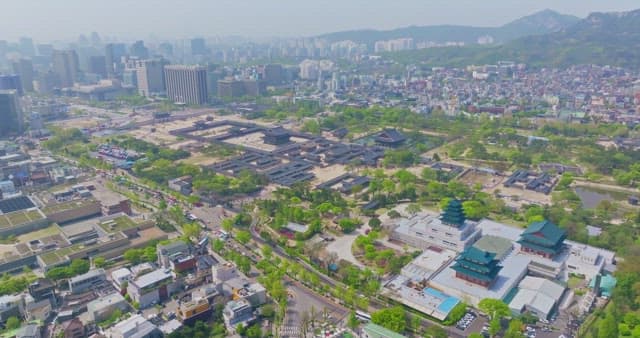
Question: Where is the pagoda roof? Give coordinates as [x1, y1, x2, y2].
[440, 199, 466, 227]
[519, 220, 566, 247]
[458, 246, 497, 265]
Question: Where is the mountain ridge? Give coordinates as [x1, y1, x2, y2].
[317, 9, 580, 46]
[385, 8, 640, 69]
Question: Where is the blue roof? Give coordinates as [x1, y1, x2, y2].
[423, 288, 460, 313]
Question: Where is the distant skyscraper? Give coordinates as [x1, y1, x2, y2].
[12, 59, 34, 92]
[0, 75, 23, 96]
[105, 43, 126, 77]
[19, 37, 36, 57]
[34, 71, 58, 94]
[88, 55, 107, 78]
[0, 90, 23, 137]
[130, 40, 149, 59]
[159, 43, 174, 59]
[52, 50, 79, 88]
[36, 44, 53, 57]
[135, 59, 168, 97]
[263, 64, 284, 85]
[190, 38, 206, 55]
[164, 65, 208, 105]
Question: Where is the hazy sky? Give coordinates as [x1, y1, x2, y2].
[2, 0, 639, 42]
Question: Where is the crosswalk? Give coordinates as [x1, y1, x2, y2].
[280, 326, 301, 337]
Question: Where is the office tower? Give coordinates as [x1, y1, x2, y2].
[36, 44, 53, 56]
[0, 75, 23, 96]
[130, 41, 149, 59]
[263, 64, 284, 85]
[164, 65, 208, 105]
[12, 59, 34, 92]
[88, 56, 107, 78]
[19, 37, 36, 57]
[105, 43, 126, 77]
[0, 90, 23, 137]
[52, 50, 79, 88]
[135, 59, 168, 97]
[159, 43, 174, 59]
[90, 32, 102, 46]
[190, 38, 206, 55]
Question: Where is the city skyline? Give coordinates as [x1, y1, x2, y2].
[1, 0, 639, 42]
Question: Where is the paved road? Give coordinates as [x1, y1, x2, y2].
[281, 278, 348, 338]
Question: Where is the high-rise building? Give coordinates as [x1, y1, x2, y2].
[19, 37, 36, 57]
[190, 38, 206, 55]
[159, 43, 174, 59]
[52, 50, 79, 88]
[105, 43, 126, 77]
[164, 65, 208, 105]
[12, 59, 34, 92]
[130, 40, 149, 59]
[0, 75, 23, 96]
[134, 59, 168, 97]
[0, 90, 23, 137]
[263, 64, 284, 85]
[36, 44, 53, 57]
[87, 55, 107, 78]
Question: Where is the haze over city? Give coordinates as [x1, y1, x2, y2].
[1, 0, 640, 40]
[2, 1, 640, 338]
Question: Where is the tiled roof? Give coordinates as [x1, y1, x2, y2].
[520, 220, 566, 247]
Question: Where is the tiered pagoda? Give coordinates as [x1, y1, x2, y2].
[451, 246, 503, 288]
[517, 220, 566, 259]
[440, 199, 466, 227]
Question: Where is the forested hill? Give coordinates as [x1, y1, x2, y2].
[318, 9, 579, 46]
[385, 8, 640, 69]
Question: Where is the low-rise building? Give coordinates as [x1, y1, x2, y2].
[222, 299, 255, 331]
[111, 268, 132, 290]
[177, 297, 210, 323]
[69, 269, 107, 294]
[0, 294, 24, 322]
[111, 314, 162, 338]
[168, 176, 192, 195]
[16, 323, 42, 338]
[24, 298, 52, 322]
[87, 292, 128, 322]
[363, 323, 407, 338]
[390, 201, 481, 252]
[127, 269, 178, 309]
[508, 276, 566, 320]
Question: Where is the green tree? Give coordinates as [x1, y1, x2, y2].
[489, 318, 501, 337]
[245, 324, 262, 338]
[69, 259, 90, 275]
[424, 325, 447, 338]
[182, 222, 201, 239]
[93, 256, 106, 268]
[347, 311, 359, 330]
[371, 306, 406, 333]
[598, 312, 618, 338]
[212, 239, 225, 253]
[478, 298, 510, 320]
[468, 334, 483, 338]
[236, 230, 251, 245]
[5, 316, 20, 330]
[504, 319, 523, 338]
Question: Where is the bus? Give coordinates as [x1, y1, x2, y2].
[355, 310, 371, 322]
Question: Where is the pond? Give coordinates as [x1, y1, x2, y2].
[574, 186, 631, 209]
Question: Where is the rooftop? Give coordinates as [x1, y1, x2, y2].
[519, 220, 566, 247]
[0, 209, 45, 229]
[473, 235, 514, 261]
[0, 196, 36, 214]
[132, 269, 173, 290]
[42, 199, 98, 214]
[363, 323, 407, 338]
[99, 215, 137, 232]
